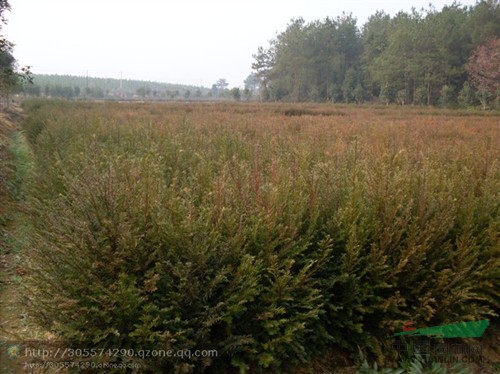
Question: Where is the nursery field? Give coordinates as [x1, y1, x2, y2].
[2, 100, 499, 373]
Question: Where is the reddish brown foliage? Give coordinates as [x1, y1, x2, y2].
[467, 38, 500, 95]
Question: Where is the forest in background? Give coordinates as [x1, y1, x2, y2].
[9, 2, 500, 108]
[251, 0, 499, 108]
[18, 75, 255, 101]
[20, 74, 212, 101]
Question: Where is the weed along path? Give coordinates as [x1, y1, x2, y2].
[0, 108, 49, 372]
[0, 108, 25, 340]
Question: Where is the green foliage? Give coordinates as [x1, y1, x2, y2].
[358, 355, 473, 374]
[469, 0, 500, 46]
[19, 101, 500, 372]
[414, 86, 427, 106]
[476, 89, 491, 110]
[457, 82, 477, 107]
[230, 87, 241, 101]
[258, 15, 362, 102]
[7, 131, 33, 200]
[379, 84, 396, 105]
[438, 85, 455, 108]
[358, 347, 473, 374]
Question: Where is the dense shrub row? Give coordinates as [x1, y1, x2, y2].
[20, 100, 499, 372]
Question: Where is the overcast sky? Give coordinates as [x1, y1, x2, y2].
[5, 0, 479, 88]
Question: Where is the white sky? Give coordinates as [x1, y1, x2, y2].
[4, 0, 479, 88]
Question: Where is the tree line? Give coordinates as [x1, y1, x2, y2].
[19, 74, 212, 101]
[251, 1, 499, 108]
[21, 75, 260, 102]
